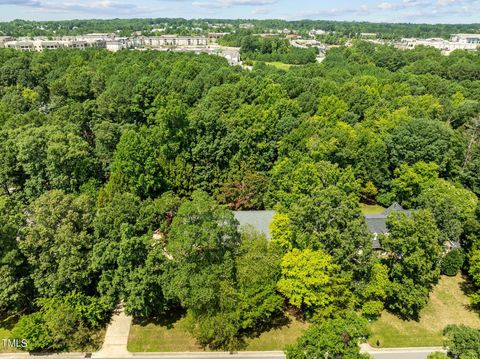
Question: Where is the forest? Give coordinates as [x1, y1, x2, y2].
[1, 18, 480, 39]
[0, 40, 479, 357]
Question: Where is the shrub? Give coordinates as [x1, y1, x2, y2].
[427, 352, 448, 359]
[441, 249, 465, 276]
[10, 312, 53, 352]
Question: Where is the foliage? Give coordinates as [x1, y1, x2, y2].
[443, 325, 480, 359]
[11, 293, 108, 352]
[361, 263, 391, 318]
[19, 190, 96, 297]
[382, 210, 442, 319]
[277, 248, 353, 319]
[441, 249, 465, 277]
[285, 313, 370, 359]
[0, 34, 479, 351]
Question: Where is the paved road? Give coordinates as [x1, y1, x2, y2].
[369, 352, 432, 359]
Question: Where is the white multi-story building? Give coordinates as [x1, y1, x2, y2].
[450, 34, 480, 44]
[4, 39, 106, 51]
[141, 35, 208, 48]
[397, 35, 479, 54]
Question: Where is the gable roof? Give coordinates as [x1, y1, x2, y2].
[383, 202, 404, 215]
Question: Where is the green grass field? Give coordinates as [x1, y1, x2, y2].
[128, 313, 308, 352]
[244, 316, 309, 351]
[369, 275, 480, 348]
[360, 203, 386, 215]
[265, 62, 295, 70]
[251, 61, 296, 70]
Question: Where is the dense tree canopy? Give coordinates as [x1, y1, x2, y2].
[0, 35, 479, 352]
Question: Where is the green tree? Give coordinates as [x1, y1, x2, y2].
[388, 161, 439, 207]
[235, 228, 283, 331]
[286, 313, 370, 359]
[0, 197, 31, 316]
[361, 263, 390, 318]
[441, 249, 465, 277]
[277, 248, 353, 319]
[19, 190, 96, 297]
[443, 325, 480, 359]
[382, 210, 442, 319]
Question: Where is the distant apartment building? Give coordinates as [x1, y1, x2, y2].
[141, 35, 208, 48]
[4, 39, 106, 51]
[208, 32, 229, 42]
[398, 34, 480, 54]
[0, 36, 13, 48]
[450, 33, 480, 44]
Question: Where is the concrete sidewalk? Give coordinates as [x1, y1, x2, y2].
[92, 302, 132, 358]
[360, 343, 445, 359]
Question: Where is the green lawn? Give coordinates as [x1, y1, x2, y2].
[128, 313, 308, 352]
[265, 62, 295, 70]
[128, 315, 202, 352]
[360, 203, 386, 215]
[369, 275, 480, 348]
[252, 61, 296, 70]
[244, 316, 309, 351]
[0, 316, 19, 353]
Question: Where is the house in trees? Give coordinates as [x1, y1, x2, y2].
[365, 203, 406, 250]
[233, 203, 407, 250]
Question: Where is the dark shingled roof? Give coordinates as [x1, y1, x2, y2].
[365, 216, 389, 235]
[365, 203, 406, 250]
[234, 204, 405, 250]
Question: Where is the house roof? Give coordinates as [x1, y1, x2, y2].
[233, 203, 405, 249]
[233, 210, 275, 239]
[365, 202, 406, 249]
[365, 216, 389, 235]
[383, 202, 404, 215]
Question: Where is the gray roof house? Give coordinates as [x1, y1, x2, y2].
[234, 203, 406, 250]
[365, 203, 406, 250]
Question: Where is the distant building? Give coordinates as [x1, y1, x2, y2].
[106, 41, 125, 52]
[0, 36, 13, 47]
[397, 35, 479, 54]
[239, 23, 255, 29]
[208, 32, 229, 42]
[450, 33, 480, 44]
[4, 38, 106, 51]
[141, 35, 208, 48]
[360, 32, 377, 38]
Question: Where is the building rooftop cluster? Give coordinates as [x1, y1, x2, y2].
[397, 33, 480, 54]
[0, 33, 241, 65]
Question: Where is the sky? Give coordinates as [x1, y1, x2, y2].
[0, 0, 479, 24]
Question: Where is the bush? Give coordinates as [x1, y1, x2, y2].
[443, 325, 480, 358]
[11, 312, 53, 352]
[441, 249, 465, 276]
[10, 293, 109, 352]
[286, 313, 369, 359]
[427, 352, 448, 359]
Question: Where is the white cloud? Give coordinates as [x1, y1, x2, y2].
[0, 0, 40, 5]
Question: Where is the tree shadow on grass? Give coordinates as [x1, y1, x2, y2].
[242, 311, 292, 341]
[459, 273, 480, 315]
[133, 308, 186, 329]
